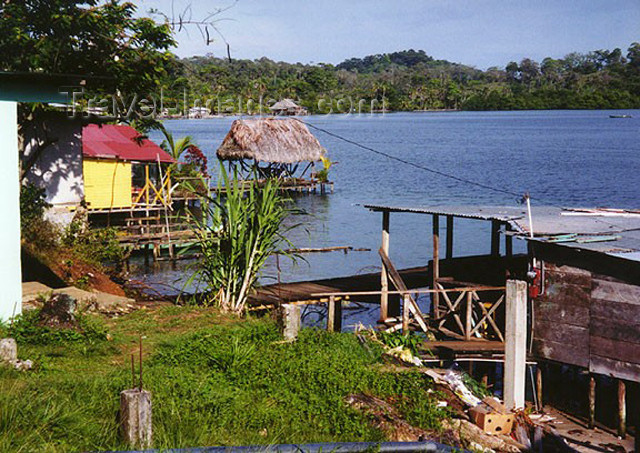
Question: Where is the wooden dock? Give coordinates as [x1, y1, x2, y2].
[248, 265, 429, 308]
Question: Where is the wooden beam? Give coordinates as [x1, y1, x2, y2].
[432, 215, 440, 318]
[379, 248, 429, 333]
[380, 211, 390, 321]
[618, 380, 626, 439]
[504, 279, 527, 410]
[588, 375, 596, 429]
[491, 220, 500, 256]
[446, 215, 454, 259]
[505, 226, 513, 258]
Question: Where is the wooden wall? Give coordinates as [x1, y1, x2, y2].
[532, 263, 640, 382]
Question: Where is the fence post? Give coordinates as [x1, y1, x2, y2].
[504, 279, 527, 410]
[465, 291, 473, 340]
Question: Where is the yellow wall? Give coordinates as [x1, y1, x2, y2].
[83, 159, 132, 209]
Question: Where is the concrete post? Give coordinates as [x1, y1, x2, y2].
[504, 279, 527, 410]
[120, 389, 152, 448]
[279, 303, 300, 341]
[0, 338, 17, 364]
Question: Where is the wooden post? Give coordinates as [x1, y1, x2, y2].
[279, 303, 300, 341]
[446, 215, 453, 260]
[327, 296, 342, 333]
[491, 220, 500, 256]
[504, 279, 527, 410]
[144, 165, 150, 206]
[588, 375, 596, 429]
[380, 211, 390, 322]
[144, 243, 150, 267]
[618, 380, 626, 439]
[465, 291, 473, 340]
[505, 227, 513, 258]
[402, 293, 410, 333]
[536, 365, 543, 410]
[432, 215, 440, 319]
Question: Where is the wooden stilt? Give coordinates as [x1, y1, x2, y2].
[619, 380, 627, 439]
[536, 365, 543, 410]
[380, 211, 390, 322]
[327, 295, 342, 332]
[588, 375, 596, 429]
[144, 244, 150, 267]
[402, 293, 410, 333]
[446, 215, 453, 259]
[491, 220, 500, 256]
[432, 215, 440, 319]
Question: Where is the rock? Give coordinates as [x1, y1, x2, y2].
[14, 359, 33, 371]
[39, 293, 77, 326]
[0, 338, 17, 363]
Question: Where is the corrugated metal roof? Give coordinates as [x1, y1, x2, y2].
[83, 124, 175, 163]
[363, 203, 640, 260]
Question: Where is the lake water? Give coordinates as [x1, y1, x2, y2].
[136, 110, 639, 325]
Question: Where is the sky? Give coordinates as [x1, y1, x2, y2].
[137, 0, 640, 69]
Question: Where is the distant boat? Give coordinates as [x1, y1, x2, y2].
[609, 114, 632, 118]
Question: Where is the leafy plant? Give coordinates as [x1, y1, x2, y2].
[187, 164, 297, 314]
[3, 309, 108, 346]
[315, 156, 332, 183]
[62, 220, 123, 265]
[376, 330, 423, 355]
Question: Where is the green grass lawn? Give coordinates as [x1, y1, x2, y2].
[0, 305, 448, 452]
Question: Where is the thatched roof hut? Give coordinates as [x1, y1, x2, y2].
[269, 98, 307, 115]
[216, 118, 326, 164]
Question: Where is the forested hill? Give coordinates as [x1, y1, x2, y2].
[172, 45, 640, 112]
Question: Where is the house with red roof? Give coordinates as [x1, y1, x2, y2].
[82, 124, 175, 211]
[23, 121, 176, 219]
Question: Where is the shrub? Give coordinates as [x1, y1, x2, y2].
[62, 220, 123, 265]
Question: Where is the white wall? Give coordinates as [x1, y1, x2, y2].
[22, 112, 83, 207]
[0, 101, 23, 321]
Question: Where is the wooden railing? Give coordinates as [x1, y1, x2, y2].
[311, 286, 505, 337]
[433, 282, 505, 341]
[132, 167, 172, 208]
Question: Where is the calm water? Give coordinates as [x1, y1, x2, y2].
[137, 110, 640, 322]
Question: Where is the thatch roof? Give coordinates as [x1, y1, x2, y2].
[269, 98, 301, 111]
[216, 118, 326, 163]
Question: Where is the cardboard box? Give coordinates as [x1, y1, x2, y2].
[469, 398, 514, 435]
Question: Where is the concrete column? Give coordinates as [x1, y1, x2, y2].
[0, 101, 22, 321]
[0, 338, 17, 363]
[504, 279, 527, 410]
[120, 389, 152, 448]
[279, 303, 300, 341]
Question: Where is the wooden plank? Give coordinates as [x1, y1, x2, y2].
[504, 280, 527, 410]
[591, 299, 640, 325]
[590, 318, 640, 345]
[543, 264, 592, 289]
[532, 338, 589, 368]
[534, 319, 589, 347]
[421, 341, 505, 353]
[590, 336, 640, 364]
[618, 380, 626, 438]
[591, 279, 640, 305]
[590, 355, 640, 382]
[539, 281, 591, 307]
[534, 300, 590, 327]
[588, 375, 596, 428]
[379, 248, 429, 332]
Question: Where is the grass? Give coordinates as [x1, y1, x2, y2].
[0, 305, 449, 452]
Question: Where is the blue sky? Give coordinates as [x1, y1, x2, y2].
[138, 0, 640, 69]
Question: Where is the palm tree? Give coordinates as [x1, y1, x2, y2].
[157, 122, 195, 161]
